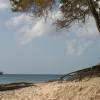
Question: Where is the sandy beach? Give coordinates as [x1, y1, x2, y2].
[0, 77, 100, 100]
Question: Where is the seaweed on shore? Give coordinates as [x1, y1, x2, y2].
[0, 82, 35, 91]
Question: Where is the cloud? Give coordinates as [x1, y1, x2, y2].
[6, 10, 66, 44]
[0, 0, 9, 11]
[66, 38, 100, 56]
[19, 19, 48, 44]
[65, 16, 100, 56]
[6, 10, 100, 55]
[18, 18, 67, 44]
[6, 14, 31, 27]
[76, 17, 99, 37]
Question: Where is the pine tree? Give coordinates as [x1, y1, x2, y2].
[9, 0, 100, 32]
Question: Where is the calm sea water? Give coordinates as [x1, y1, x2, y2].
[0, 74, 61, 84]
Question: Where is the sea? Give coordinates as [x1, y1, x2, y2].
[0, 74, 62, 84]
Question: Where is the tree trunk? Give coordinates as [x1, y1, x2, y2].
[88, 0, 100, 33]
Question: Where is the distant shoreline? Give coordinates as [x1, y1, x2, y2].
[0, 74, 61, 84]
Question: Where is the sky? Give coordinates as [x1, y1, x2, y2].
[0, 0, 100, 74]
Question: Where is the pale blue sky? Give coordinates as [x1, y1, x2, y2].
[0, 0, 100, 74]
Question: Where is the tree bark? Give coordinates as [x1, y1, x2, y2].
[88, 0, 100, 33]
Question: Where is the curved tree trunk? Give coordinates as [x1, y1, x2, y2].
[88, 0, 100, 33]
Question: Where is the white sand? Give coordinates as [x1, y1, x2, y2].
[0, 77, 100, 100]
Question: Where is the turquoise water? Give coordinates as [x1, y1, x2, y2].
[0, 74, 61, 84]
